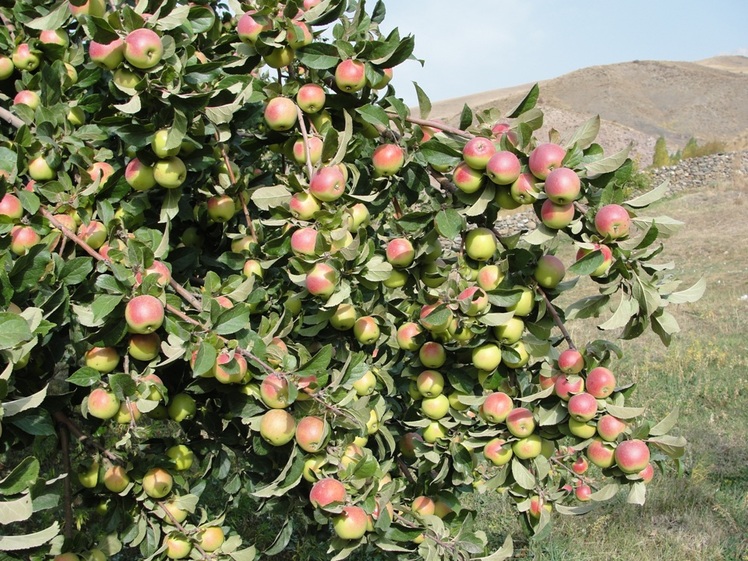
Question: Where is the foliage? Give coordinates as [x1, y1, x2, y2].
[0, 1, 701, 560]
[650, 135, 727, 168]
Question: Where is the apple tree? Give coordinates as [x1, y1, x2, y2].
[0, 0, 702, 559]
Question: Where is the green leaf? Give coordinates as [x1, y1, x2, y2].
[0, 458, 39, 496]
[414, 82, 431, 120]
[214, 306, 250, 336]
[17, 190, 40, 215]
[355, 105, 390, 129]
[296, 345, 333, 377]
[511, 458, 535, 490]
[649, 408, 679, 437]
[554, 503, 595, 515]
[566, 115, 600, 149]
[59, 257, 94, 286]
[361, 255, 393, 282]
[583, 144, 631, 178]
[476, 535, 513, 561]
[627, 481, 646, 505]
[507, 84, 539, 118]
[624, 180, 670, 208]
[459, 104, 473, 130]
[0, 521, 59, 551]
[296, 43, 339, 69]
[3, 386, 47, 418]
[566, 294, 609, 320]
[434, 209, 463, 239]
[667, 278, 706, 304]
[66, 367, 102, 387]
[419, 139, 462, 168]
[598, 295, 638, 331]
[0, 314, 32, 351]
[589, 483, 620, 501]
[478, 312, 516, 327]
[567, 250, 605, 276]
[0, 493, 33, 524]
[26, 3, 70, 30]
[648, 434, 687, 458]
[605, 404, 645, 419]
[250, 185, 292, 211]
[90, 294, 124, 327]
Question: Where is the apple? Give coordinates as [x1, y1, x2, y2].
[335, 59, 366, 93]
[264, 46, 295, 68]
[0, 55, 14, 79]
[595, 204, 631, 239]
[290, 227, 318, 257]
[399, 432, 423, 459]
[40, 29, 69, 48]
[237, 12, 269, 43]
[343, 203, 369, 232]
[506, 407, 536, 437]
[510, 172, 538, 204]
[451, 161, 484, 194]
[13, 90, 40, 110]
[135, 260, 171, 287]
[544, 167, 581, 204]
[512, 434, 543, 460]
[9, 226, 40, 255]
[206, 195, 236, 223]
[416, 369, 445, 398]
[295, 415, 328, 453]
[586, 366, 616, 398]
[352, 370, 376, 396]
[309, 165, 346, 202]
[567, 392, 598, 422]
[103, 465, 130, 492]
[540, 199, 575, 229]
[125, 294, 164, 334]
[12, 44, 40, 71]
[151, 129, 181, 158]
[572, 456, 589, 475]
[421, 394, 450, 420]
[353, 315, 380, 344]
[153, 157, 187, 189]
[215, 352, 247, 384]
[462, 137, 496, 170]
[492, 122, 519, 145]
[576, 243, 614, 277]
[586, 438, 616, 468]
[493, 317, 524, 344]
[305, 262, 337, 298]
[87, 162, 114, 186]
[289, 191, 321, 220]
[242, 259, 263, 280]
[292, 136, 323, 166]
[458, 286, 489, 316]
[260, 409, 296, 446]
[142, 467, 173, 498]
[528, 142, 566, 179]
[484, 438, 513, 466]
[288, 20, 313, 48]
[89, 39, 125, 70]
[113, 68, 141, 90]
[124, 28, 164, 69]
[78, 460, 99, 488]
[597, 414, 627, 441]
[422, 420, 447, 443]
[575, 484, 592, 502]
[84, 346, 119, 373]
[472, 343, 502, 371]
[303, 0, 322, 9]
[296, 83, 326, 114]
[168, 393, 196, 422]
[260, 373, 292, 408]
[477, 264, 504, 291]
[333, 505, 368, 540]
[411, 495, 436, 517]
[480, 392, 513, 423]
[372, 144, 405, 177]
[638, 463, 655, 483]
[558, 349, 584, 374]
[197, 527, 224, 553]
[385, 237, 415, 267]
[87, 388, 120, 420]
[502, 341, 529, 368]
[263, 97, 298, 132]
[68, 0, 106, 18]
[67, 106, 86, 125]
[28, 156, 56, 181]
[77, 221, 107, 249]
[568, 417, 597, 439]
[485, 150, 521, 185]
[164, 534, 192, 560]
[310, 109, 332, 133]
[166, 445, 194, 471]
[464, 228, 497, 261]
[614, 440, 650, 474]
[495, 185, 522, 210]
[533, 254, 566, 288]
[0, 193, 23, 220]
[554, 374, 584, 401]
[418, 341, 446, 368]
[310, 477, 347, 508]
[507, 286, 534, 317]
[396, 322, 423, 351]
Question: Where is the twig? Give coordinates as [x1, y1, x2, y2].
[536, 285, 577, 350]
[169, 278, 203, 312]
[57, 422, 74, 539]
[155, 501, 212, 560]
[53, 411, 121, 463]
[386, 112, 474, 139]
[0, 106, 25, 130]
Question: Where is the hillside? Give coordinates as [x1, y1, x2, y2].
[428, 56, 748, 165]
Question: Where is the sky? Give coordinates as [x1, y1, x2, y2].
[380, 1, 748, 106]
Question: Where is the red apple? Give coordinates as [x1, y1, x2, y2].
[385, 237, 415, 267]
[571, 456, 589, 475]
[540, 199, 575, 229]
[462, 137, 496, 170]
[544, 167, 581, 204]
[457, 286, 489, 316]
[510, 172, 538, 204]
[558, 349, 584, 374]
[396, 322, 423, 351]
[295, 416, 328, 453]
[595, 204, 631, 239]
[533, 254, 566, 288]
[596, 414, 627, 441]
[506, 407, 536, 437]
[259, 409, 296, 446]
[237, 12, 269, 44]
[416, 369, 445, 398]
[289, 191, 321, 220]
[291, 227, 319, 257]
[484, 437, 513, 466]
[333, 505, 368, 540]
[586, 366, 616, 398]
[309, 477, 347, 508]
[206, 195, 236, 223]
[567, 392, 598, 422]
[260, 373, 292, 408]
[13, 90, 40, 110]
[418, 341, 446, 368]
[88, 388, 121, 420]
[12, 44, 40, 72]
[264, 97, 298, 131]
[372, 144, 405, 177]
[292, 136, 323, 166]
[309, 165, 346, 202]
[353, 315, 380, 345]
[528, 143, 566, 179]
[638, 463, 655, 483]
[480, 391, 514, 423]
[0, 193, 23, 220]
[451, 161, 484, 194]
[334, 59, 366, 93]
[123, 28, 163, 69]
[554, 374, 584, 401]
[615, 439, 650, 474]
[10, 225, 41, 255]
[84, 346, 120, 373]
[586, 438, 615, 468]
[305, 262, 337, 298]
[486, 150, 521, 185]
[296, 83, 326, 114]
[575, 483, 592, 501]
[125, 294, 165, 334]
[125, 158, 156, 191]
[575, 243, 614, 277]
[89, 38, 125, 70]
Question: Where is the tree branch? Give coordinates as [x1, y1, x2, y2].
[57, 423, 74, 539]
[535, 286, 576, 350]
[0, 106, 25, 130]
[53, 411, 121, 463]
[386, 112, 474, 139]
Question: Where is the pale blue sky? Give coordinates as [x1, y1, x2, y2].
[381, 1, 748, 105]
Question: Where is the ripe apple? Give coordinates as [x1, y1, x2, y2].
[572, 456, 589, 475]
[544, 167, 581, 204]
[125, 294, 164, 334]
[575, 243, 614, 277]
[586, 366, 616, 398]
[476, 264, 504, 291]
[295, 415, 328, 453]
[206, 195, 236, 223]
[166, 445, 194, 471]
[533, 254, 566, 288]
[151, 129, 181, 158]
[506, 407, 536, 437]
[457, 286, 489, 316]
[289, 191, 321, 220]
[416, 369, 445, 398]
[0, 193, 23, 220]
[575, 483, 592, 502]
[353, 315, 380, 344]
[333, 505, 368, 540]
[309, 165, 346, 202]
[480, 391, 514, 423]
[13, 90, 40, 110]
[260, 409, 296, 446]
[237, 12, 269, 43]
[0, 55, 14, 79]
[615, 439, 650, 473]
[84, 346, 120, 373]
[215, 352, 247, 385]
[28, 156, 57, 181]
[264, 97, 298, 131]
[554, 374, 584, 401]
[103, 465, 130, 493]
[142, 467, 173, 499]
[596, 414, 627, 441]
[290, 227, 318, 257]
[87, 388, 120, 420]
[451, 161, 484, 193]
[638, 463, 655, 483]
[296, 83, 326, 114]
[124, 158, 156, 191]
[418, 341, 446, 368]
[567, 392, 598, 422]
[595, 204, 631, 239]
[493, 317, 524, 345]
[385, 237, 415, 267]
[472, 343, 502, 371]
[484, 438, 513, 466]
[89, 39, 125, 70]
[164, 534, 191, 560]
[540, 199, 575, 229]
[168, 393, 196, 422]
[292, 136, 323, 166]
[40, 29, 69, 48]
[310, 477, 347, 508]
[558, 349, 584, 374]
[77, 220, 107, 249]
[9, 225, 40, 255]
[12, 44, 40, 71]
[153, 157, 187, 189]
[305, 262, 337, 298]
[485, 150, 521, 185]
[461, 137, 496, 171]
[260, 373, 292, 408]
[512, 434, 543, 460]
[335, 59, 366, 93]
[491, 122, 519, 145]
[464, 228, 497, 261]
[421, 394, 450, 420]
[68, 0, 106, 18]
[135, 260, 171, 287]
[528, 142, 566, 179]
[197, 527, 224, 553]
[396, 322, 423, 351]
[264, 46, 295, 68]
[124, 28, 164, 69]
[586, 438, 616, 468]
[510, 172, 538, 204]
[372, 143, 405, 177]
[87, 162, 114, 186]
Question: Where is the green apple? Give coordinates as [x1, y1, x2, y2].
[153, 157, 187, 189]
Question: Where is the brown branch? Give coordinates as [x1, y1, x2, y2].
[40, 208, 107, 262]
[396, 457, 417, 485]
[57, 423, 74, 539]
[386, 112, 474, 139]
[0, 106, 25, 130]
[549, 456, 600, 491]
[535, 286, 576, 350]
[169, 278, 203, 312]
[427, 168, 458, 194]
[53, 411, 121, 463]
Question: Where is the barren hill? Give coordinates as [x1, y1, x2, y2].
[428, 56, 748, 165]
